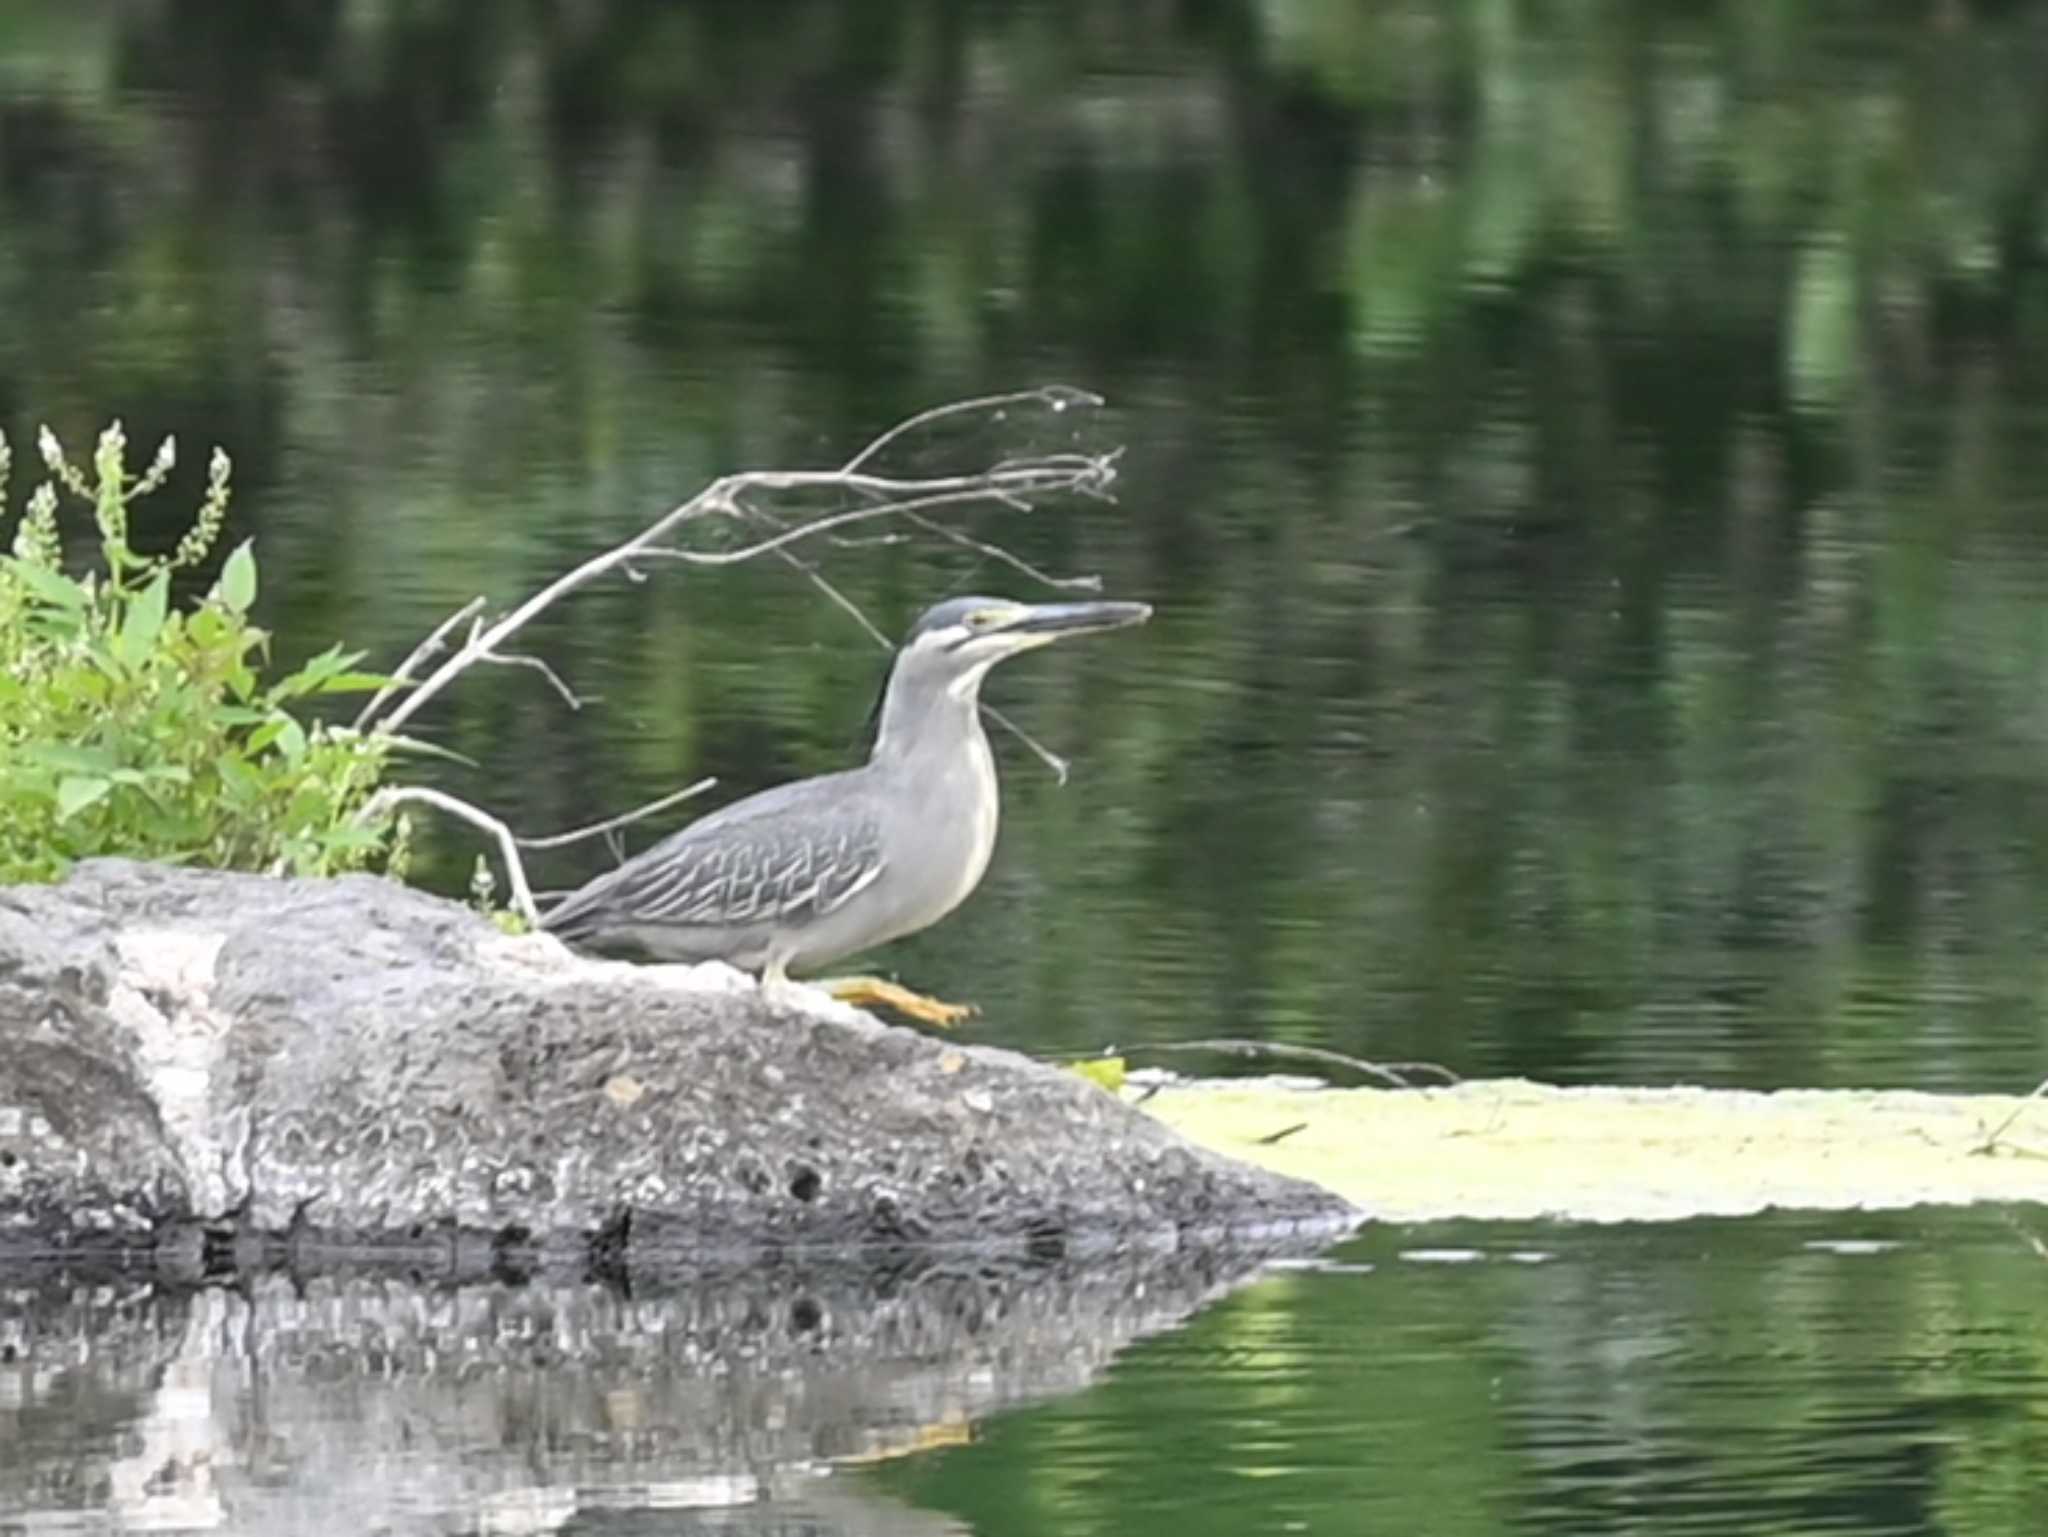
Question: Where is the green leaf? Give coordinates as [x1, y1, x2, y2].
[1066, 1057, 1128, 1091]
[215, 755, 263, 797]
[24, 744, 121, 776]
[270, 647, 394, 702]
[118, 569, 170, 665]
[3, 557, 87, 612]
[56, 775, 113, 821]
[111, 765, 191, 787]
[323, 823, 380, 855]
[311, 670, 396, 695]
[217, 541, 257, 614]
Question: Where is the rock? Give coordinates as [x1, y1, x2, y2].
[0, 860, 1355, 1260]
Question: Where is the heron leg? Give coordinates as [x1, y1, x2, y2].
[814, 974, 977, 1029]
[757, 957, 809, 1011]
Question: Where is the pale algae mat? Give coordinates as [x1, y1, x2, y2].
[1145, 1079, 2048, 1222]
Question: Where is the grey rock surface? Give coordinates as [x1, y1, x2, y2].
[0, 860, 1355, 1258]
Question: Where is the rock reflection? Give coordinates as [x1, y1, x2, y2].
[1, 1244, 1288, 1533]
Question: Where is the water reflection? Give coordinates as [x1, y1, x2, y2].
[0, 1244, 1286, 1535]
[879, 1209, 2048, 1537]
[8, 1212, 2048, 1533]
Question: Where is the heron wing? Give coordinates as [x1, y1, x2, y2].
[542, 780, 885, 939]
[627, 811, 885, 926]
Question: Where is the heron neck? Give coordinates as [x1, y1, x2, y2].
[870, 666, 991, 768]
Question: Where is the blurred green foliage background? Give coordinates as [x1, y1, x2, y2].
[3, 0, 2047, 1086]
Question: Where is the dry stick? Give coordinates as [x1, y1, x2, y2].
[359, 786, 541, 927]
[1117, 1039, 1461, 1091]
[365, 456, 1110, 738]
[514, 777, 719, 851]
[476, 648, 587, 710]
[758, 537, 1075, 781]
[630, 480, 1117, 771]
[636, 467, 1112, 571]
[352, 391, 1114, 905]
[898, 508, 1104, 593]
[1972, 1075, 2048, 1155]
[982, 708, 1070, 784]
[351, 595, 486, 729]
[838, 385, 1104, 476]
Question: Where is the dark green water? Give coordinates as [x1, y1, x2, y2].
[6, 3, 2048, 1531]
[6, 1210, 2048, 1535]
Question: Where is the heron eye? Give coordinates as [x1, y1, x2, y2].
[967, 610, 998, 630]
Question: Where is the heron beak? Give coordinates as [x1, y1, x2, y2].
[998, 599, 1153, 642]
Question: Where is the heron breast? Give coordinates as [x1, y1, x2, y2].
[960, 729, 1000, 889]
[913, 727, 1000, 925]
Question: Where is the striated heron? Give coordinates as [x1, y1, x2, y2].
[541, 595, 1152, 1023]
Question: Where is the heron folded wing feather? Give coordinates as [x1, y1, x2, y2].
[544, 805, 887, 939]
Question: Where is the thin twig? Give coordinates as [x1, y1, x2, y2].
[351, 595, 485, 728]
[984, 703, 1070, 782]
[898, 509, 1103, 592]
[770, 545, 892, 647]
[357, 786, 540, 927]
[1256, 1122, 1309, 1146]
[1972, 1075, 2048, 1156]
[839, 385, 1102, 476]
[515, 778, 718, 850]
[478, 649, 585, 711]
[1119, 1040, 1461, 1091]
[366, 456, 1111, 735]
[765, 543, 1072, 780]
[1997, 1210, 2048, 1262]
[642, 471, 1109, 570]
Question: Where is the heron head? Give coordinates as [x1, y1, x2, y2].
[868, 594, 1155, 741]
[897, 595, 1151, 693]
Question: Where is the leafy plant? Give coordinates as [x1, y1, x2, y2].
[0, 421, 404, 883]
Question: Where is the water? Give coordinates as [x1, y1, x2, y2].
[884, 1210, 2048, 1535]
[6, 1210, 2048, 1535]
[7, 2, 2048, 1530]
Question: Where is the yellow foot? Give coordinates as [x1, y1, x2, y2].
[817, 974, 978, 1029]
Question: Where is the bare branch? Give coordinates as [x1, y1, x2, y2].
[516, 778, 719, 851]
[1972, 1075, 2048, 1157]
[349, 393, 1129, 908]
[357, 787, 541, 928]
[839, 384, 1103, 476]
[362, 440, 1114, 735]
[983, 702, 1070, 782]
[640, 470, 1112, 572]
[770, 544, 894, 647]
[764, 543, 1074, 781]
[898, 509, 1103, 592]
[477, 648, 586, 711]
[1112, 1040, 1463, 1091]
[351, 595, 484, 729]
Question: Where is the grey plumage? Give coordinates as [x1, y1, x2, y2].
[540, 595, 1150, 983]
[543, 777, 884, 944]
